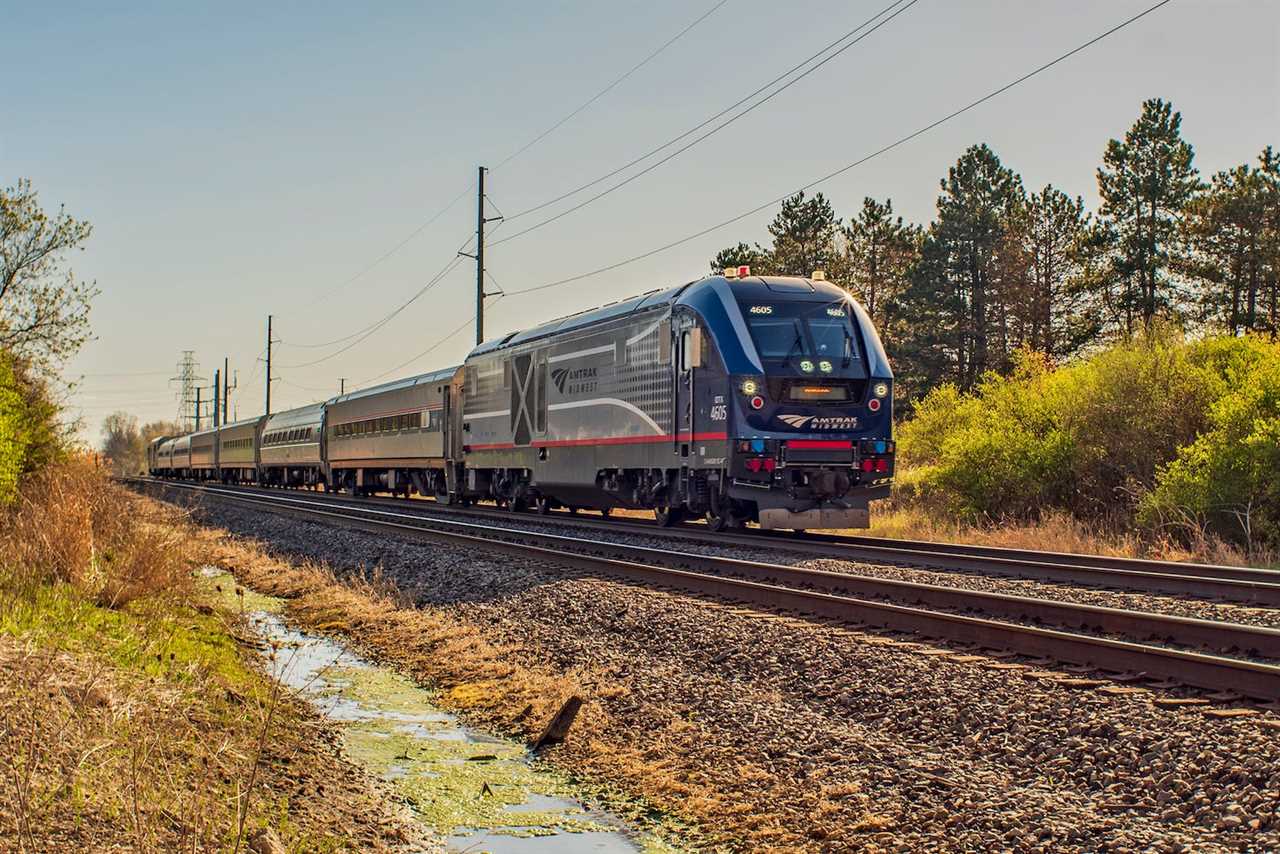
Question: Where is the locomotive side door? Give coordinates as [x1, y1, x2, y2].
[673, 312, 701, 457]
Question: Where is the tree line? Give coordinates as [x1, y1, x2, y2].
[711, 98, 1279, 403]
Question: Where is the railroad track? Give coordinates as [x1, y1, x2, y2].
[138, 478, 1280, 702]
[132, 477, 1280, 606]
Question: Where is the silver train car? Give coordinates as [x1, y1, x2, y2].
[260, 403, 325, 487]
[218, 416, 264, 483]
[189, 427, 218, 480]
[170, 434, 192, 476]
[325, 366, 459, 497]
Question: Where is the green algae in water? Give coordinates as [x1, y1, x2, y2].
[199, 567, 284, 615]
[341, 699, 610, 838]
[233, 593, 695, 852]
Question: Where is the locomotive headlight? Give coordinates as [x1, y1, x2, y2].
[740, 379, 758, 395]
[818, 360, 833, 373]
[873, 382, 889, 398]
[799, 360, 815, 373]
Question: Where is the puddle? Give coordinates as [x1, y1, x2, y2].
[201, 569, 684, 854]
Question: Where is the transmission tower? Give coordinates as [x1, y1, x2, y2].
[170, 351, 204, 433]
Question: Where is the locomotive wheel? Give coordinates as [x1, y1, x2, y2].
[705, 508, 741, 532]
[653, 504, 685, 527]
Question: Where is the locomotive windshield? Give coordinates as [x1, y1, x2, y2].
[740, 301, 866, 376]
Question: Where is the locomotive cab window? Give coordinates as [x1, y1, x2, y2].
[739, 300, 866, 378]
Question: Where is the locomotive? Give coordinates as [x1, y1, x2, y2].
[150, 269, 895, 531]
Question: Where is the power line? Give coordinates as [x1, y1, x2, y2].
[300, 183, 476, 313]
[284, 3, 726, 321]
[492, 0, 732, 172]
[355, 312, 481, 389]
[503, 0, 1176, 300]
[276, 253, 467, 369]
[490, 0, 916, 240]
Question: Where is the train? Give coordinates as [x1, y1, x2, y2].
[149, 269, 896, 531]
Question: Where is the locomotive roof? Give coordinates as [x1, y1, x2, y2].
[328, 365, 460, 406]
[468, 275, 840, 357]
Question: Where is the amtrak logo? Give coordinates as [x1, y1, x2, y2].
[778, 414, 860, 430]
[552, 366, 598, 395]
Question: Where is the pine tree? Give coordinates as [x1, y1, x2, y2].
[709, 242, 772, 275]
[1181, 146, 1280, 335]
[1096, 98, 1201, 333]
[1008, 185, 1098, 359]
[766, 191, 837, 276]
[896, 144, 1024, 393]
[841, 198, 920, 344]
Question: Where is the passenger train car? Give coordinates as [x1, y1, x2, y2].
[326, 367, 459, 497]
[150, 270, 895, 531]
[259, 403, 325, 487]
[218, 416, 264, 483]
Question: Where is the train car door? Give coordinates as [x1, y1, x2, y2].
[443, 370, 466, 498]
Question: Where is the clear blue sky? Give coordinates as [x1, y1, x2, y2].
[2, 0, 1276, 437]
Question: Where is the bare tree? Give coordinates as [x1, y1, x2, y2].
[0, 179, 97, 372]
[101, 412, 142, 475]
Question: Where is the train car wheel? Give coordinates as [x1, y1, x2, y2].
[509, 496, 529, 513]
[705, 508, 741, 532]
[599, 506, 612, 518]
[654, 504, 685, 527]
[535, 496, 553, 515]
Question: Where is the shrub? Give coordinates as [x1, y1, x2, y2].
[1140, 337, 1280, 551]
[896, 332, 1276, 541]
[0, 350, 61, 505]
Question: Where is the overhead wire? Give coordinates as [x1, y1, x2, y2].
[354, 311, 482, 389]
[492, 0, 916, 235]
[283, 0, 728, 325]
[491, 0, 732, 172]
[503, 0, 1176, 299]
[276, 252, 467, 369]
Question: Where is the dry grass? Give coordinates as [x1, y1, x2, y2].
[851, 500, 1277, 568]
[610, 501, 1276, 567]
[0, 463, 424, 852]
[2, 458, 192, 607]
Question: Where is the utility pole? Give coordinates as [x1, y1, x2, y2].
[476, 166, 485, 345]
[265, 314, 274, 416]
[194, 385, 202, 431]
[223, 356, 230, 424]
[213, 369, 221, 428]
[460, 166, 501, 346]
[340, 378, 346, 395]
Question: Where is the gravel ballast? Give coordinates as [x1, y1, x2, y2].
[193, 496, 1280, 853]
